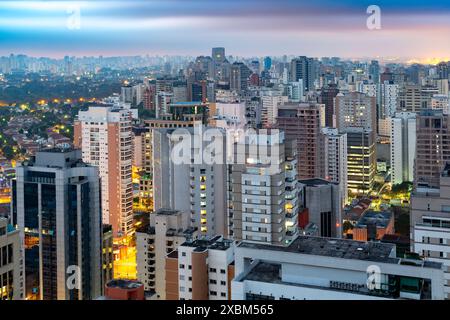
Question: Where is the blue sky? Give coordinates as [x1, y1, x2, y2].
[1, 0, 450, 59]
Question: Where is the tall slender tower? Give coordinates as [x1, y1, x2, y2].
[74, 106, 134, 236]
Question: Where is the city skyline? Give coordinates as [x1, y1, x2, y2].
[2, 0, 450, 305]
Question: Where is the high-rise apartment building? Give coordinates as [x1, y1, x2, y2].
[74, 106, 134, 236]
[0, 217, 23, 300]
[335, 92, 377, 135]
[229, 130, 298, 245]
[12, 148, 102, 300]
[152, 127, 227, 238]
[335, 92, 376, 193]
[276, 103, 324, 179]
[415, 110, 450, 189]
[390, 112, 417, 185]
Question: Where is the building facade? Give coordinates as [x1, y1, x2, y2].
[75, 106, 134, 236]
[12, 148, 102, 300]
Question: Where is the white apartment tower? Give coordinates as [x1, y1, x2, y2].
[390, 112, 417, 185]
[75, 106, 134, 236]
[230, 130, 298, 246]
[152, 127, 227, 238]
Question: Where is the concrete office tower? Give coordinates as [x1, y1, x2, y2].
[346, 127, 376, 193]
[232, 236, 445, 300]
[290, 56, 317, 92]
[152, 127, 227, 237]
[261, 92, 288, 128]
[411, 165, 450, 299]
[322, 128, 348, 206]
[299, 179, 343, 238]
[166, 236, 234, 300]
[381, 81, 399, 118]
[415, 110, 450, 189]
[320, 83, 339, 128]
[136, 209, 197, 299]
[230, 130, 297, 246]
[74, 106, 134, 237]
[276, 103, 324, 180]
[390, 112, 417, 185]
[0, 217, 23, 300]
[335, 92, 377, 135]
[12, 148, 102, 300]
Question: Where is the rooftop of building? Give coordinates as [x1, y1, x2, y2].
[181, 235, 233, 252]
[22, 148, 91, 169]
[106, 279, 143, 290]
[238, 236, 442, 269]
[355, 210, 393, 229]
[238, 236, 398, 264]
[240, 261, 433, 299]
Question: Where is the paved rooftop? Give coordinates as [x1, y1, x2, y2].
[238, 236, 442, 269]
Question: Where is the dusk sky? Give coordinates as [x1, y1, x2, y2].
[1, 0, 450, 61]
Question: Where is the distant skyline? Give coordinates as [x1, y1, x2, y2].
[1, 0, 450, 62]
